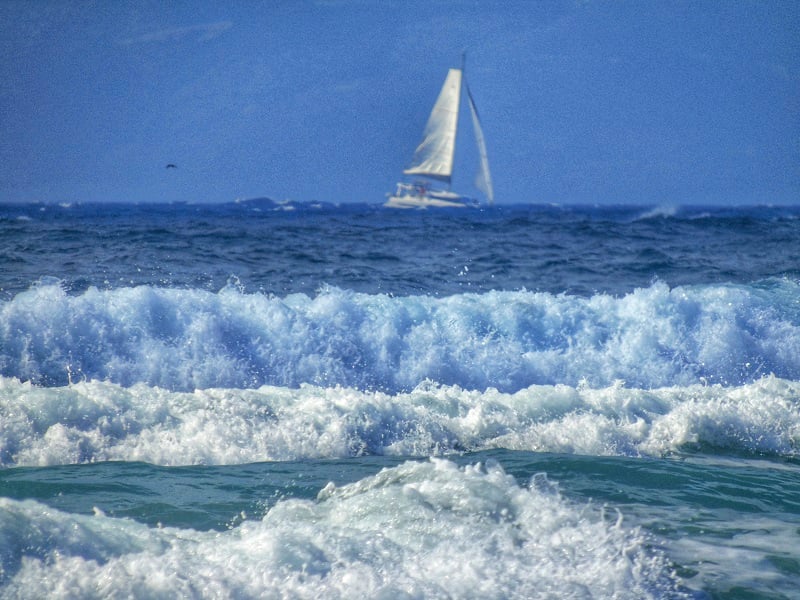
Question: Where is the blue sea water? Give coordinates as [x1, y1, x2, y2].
[0, 199, 799, 598]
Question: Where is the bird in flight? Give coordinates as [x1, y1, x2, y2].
[166, 164, 177, 169]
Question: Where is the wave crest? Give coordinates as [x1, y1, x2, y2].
[2, 281, 798, 393]
[1, 376, 798, 467]
[0, 460, 686, 598]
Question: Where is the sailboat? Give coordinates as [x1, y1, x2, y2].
[384, 60, 494, 209]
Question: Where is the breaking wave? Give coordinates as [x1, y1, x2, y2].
[1, 279, 798, 392]
[0, 459, 688, 599]
[1, 375, 798, 467]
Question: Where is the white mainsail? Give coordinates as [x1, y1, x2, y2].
[403, 68, 462, 183]
[466, 80, 494, 205]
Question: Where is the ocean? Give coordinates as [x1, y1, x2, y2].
[0, 199, 798, 598]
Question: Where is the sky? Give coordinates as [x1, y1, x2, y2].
[1, 0, 798, 206]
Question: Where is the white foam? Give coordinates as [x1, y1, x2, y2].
[1, 281, 798, 392]
[0, 459, 687, 598]
[1, 375, 798, 467]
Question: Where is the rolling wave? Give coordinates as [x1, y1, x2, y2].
[1, 280, 797, 392]
[1, 376, 797, 467]
[0, 459, 686, 598]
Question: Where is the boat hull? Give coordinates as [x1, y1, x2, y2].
[384, 194, 478, 209]
[384, 184, 480, 209]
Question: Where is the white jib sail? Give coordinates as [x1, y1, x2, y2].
[404, 68, 462, 183]
[466, 81, 494, 205]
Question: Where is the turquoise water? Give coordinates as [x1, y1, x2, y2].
[2, 451, 798, 597]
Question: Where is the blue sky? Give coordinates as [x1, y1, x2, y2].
[1, 0, 798, 205]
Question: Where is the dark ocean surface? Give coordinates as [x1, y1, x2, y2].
[1, 200, 799, 598]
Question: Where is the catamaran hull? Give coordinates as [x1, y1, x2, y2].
[384, 194, 478, 209]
